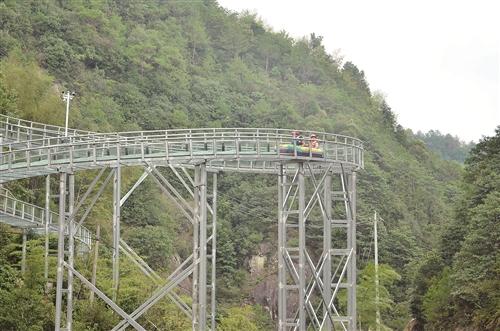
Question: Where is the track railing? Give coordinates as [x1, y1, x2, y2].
[0, 114, 95, 144]
[0, 188, 92, 247]
[1, 128, 363, 178]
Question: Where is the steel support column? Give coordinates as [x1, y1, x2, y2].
[67, 173, 75, 330]
[90, 224, 100, 303]
[21, 228, 27, 274]
[44, 175, 50, 281]
[277, 164, 286, 331]
[198, 163, 208, 330]
[323, 172, 332, 331]
[210, 173, 217, 331]
[347, 172, 357, 330]
[112, 165, 121, 302]
[192, 166, 200, 330]
[297, 163, 306, 331]
[278, 164, 357, 330]
[55, 172, 67, 331]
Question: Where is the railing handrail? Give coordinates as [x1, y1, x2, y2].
[0, 115, 364, 180]
[1, 129, 363, 153]
[1, 114, 364, 144]
[0, 114, 94, 136]
[0, 191, 92, 247]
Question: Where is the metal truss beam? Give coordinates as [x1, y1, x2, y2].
[48, 159, 354, 331]
[114, 163, 217, 331]
[278, 162, 357, 331]
[65, 262, 146, 331]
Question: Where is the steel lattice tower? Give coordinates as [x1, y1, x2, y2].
[277, 163, 357, 330]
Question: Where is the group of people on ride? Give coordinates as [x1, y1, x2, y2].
[291, 131, 319, 149]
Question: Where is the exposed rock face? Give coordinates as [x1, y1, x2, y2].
[404, 319, 417, 331]
[248, 243, 277, 319]
[249, 255, 267, 274]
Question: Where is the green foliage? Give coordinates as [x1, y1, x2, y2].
[0, 71, 17, 115]
[412, 128, 500, 330]
[357, 263, 401, 330]
[125, 225, 173, 270]
[146, 299, 191, 330]
[121, 178, 170, 227]
[422, 267, 453, 328]
[410, 252, 444, 327]
[0, 50, 67, 123]
[217, 305, 262, 331]
[216, 221, 237, 277]
[0, 287, 54, 331]
[416, 130, 474, 163]
[73, 301, 118, 331]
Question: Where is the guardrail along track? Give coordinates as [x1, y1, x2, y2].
[0, 188, 92, 247]
[1, 123, 363, 182]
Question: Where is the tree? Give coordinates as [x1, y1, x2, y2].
[357, 263, 401, 330]
[0, 71, 17, 115]
[422, 268, 453, 329]
[0, 287, 54, 331]
[125, 225, 173, 270]
[217, 305, 260, 331]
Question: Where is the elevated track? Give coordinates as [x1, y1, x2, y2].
[0, 113, 363, 331]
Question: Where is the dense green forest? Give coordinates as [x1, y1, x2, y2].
[415, 130, 475, 163]
[0, 1, 497, 330]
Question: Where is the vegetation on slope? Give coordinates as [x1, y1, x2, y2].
[411, 128, 500, 330]
[1, 1, 494, 330]
[415, 130, 475, 163]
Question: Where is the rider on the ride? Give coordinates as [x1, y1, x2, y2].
[292, 130, 304, 146]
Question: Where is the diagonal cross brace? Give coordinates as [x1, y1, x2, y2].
[120, 243, 192, 318]
[63, 262, 146, 331]
[113, 261, 196, 331]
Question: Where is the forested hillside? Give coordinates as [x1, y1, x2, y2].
[0, 1, 496, 330]
[411, 129, 499, 330]
[415, 130, 475, 163]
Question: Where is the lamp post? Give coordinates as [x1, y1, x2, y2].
[62, 91, 75, 137]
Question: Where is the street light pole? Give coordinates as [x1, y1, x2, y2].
[62, 91, 75, 137]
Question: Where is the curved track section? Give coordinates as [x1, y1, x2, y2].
[1, 119, 363, 183]
[0, 188, 92, 247]
[1, 114, 95, 144]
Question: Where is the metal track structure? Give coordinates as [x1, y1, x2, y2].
[0, 114, 363, 331]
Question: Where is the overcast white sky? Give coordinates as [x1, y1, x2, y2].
[218, 0, 499, 142]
